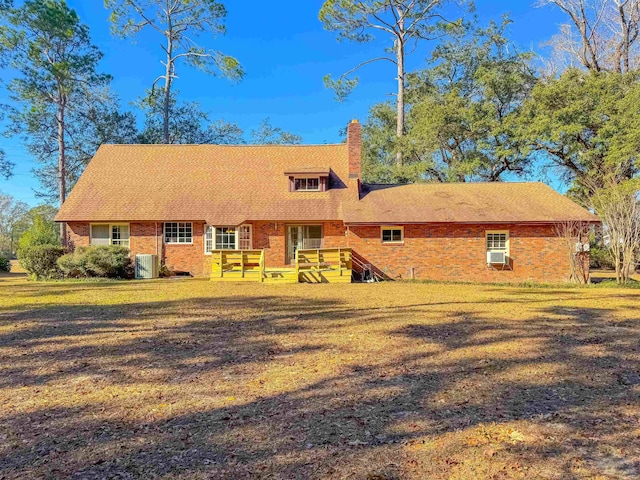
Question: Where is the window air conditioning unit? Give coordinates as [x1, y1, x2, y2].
[135, 254, 159, 279]
[487, 251, 507, 265]
[575, 242, 590, 253]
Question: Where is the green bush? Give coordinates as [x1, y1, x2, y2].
[58, 245, 133, 279]
[0, 255, 10, 272]
[590, 245, 615, 270]
[17, 245, 65, 280]
[18, 214, 60, 251]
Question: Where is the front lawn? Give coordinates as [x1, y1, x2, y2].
[1, 276, 639, 479]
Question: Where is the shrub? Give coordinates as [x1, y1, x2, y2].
[0, 255, 10, 272]
[159, 262, 174, 278]
[18, 214, 60, 251]
[58, 245, 133, 279]
[17, 245, 65, 280]
[590, 245, 615, 270]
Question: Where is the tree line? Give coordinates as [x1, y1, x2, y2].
[320, 0, 640, 282]
[0, 0, 300, 242]
[0, 0, 639, 281]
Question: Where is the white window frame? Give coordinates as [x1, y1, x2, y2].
[381, 226, 404, 244]
[205, 226, 214, 254]
[294, 177, 320, 192]
[486, 230, 510, 255]
[90, 223, 130, 248]
[205, 224, 253, 254]
[238, 224, 253, 250]
[164, 222, 193, 244]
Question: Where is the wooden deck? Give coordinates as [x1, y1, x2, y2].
[210, 248, 353, 283]
[296, 247, 353, 283]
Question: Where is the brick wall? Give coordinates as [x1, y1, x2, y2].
[66, 221, 208, 277]
[67, 222, 90, 250]
[64, 221, 577, 283]
[252, 221, 347, 267]
[347, 120, 361, 180]
[347, 223, 575, 283]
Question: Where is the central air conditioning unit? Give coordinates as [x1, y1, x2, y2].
[135, 254, 159, 279]
[487, 251, 507, 265]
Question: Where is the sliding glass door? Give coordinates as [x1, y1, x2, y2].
[286, 225, 323, 263]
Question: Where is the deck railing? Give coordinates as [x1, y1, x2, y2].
[210, 249, 264, 281]
[295, 247, 353, 283]
[211, 247, 353, 283]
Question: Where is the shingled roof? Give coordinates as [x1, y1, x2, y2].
[342, 182, 599, 224]
[56, 140, 598, 226]
[56, 143, 356, 225]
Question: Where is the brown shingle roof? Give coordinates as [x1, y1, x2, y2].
[56, 144, 355, 225]
[342, 182, 599, 224]
[57, 144, 598, 226]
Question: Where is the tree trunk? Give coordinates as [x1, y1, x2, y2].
[163, 12, 174, 144]
[57, 97, 67, 246]
[395, 25, 405, 166]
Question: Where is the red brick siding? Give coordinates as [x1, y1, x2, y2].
[64, 221, 578, 283]
[67, 222, 90, 250]
[162, 222, 207, 276]
[347, 120, 361, 179]
[347, 223, 576, 283]
[251, 221, 347, 267]
[66, 221, 208, 277]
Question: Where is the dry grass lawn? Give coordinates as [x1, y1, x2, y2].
[1, 276, 639, 479]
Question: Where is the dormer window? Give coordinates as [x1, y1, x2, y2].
[285, 168, 331, 192]
[295, 178, 320, 191]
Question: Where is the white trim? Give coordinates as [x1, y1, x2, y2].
[163, 222, 193, 244]
[486, 230, 510, 255]
[90, 223, 130, 248]
[238, 224, 253, 250]
[204, 224, 253, 254]
[381, 226, 404, 244]
[204, 225, 213, 254]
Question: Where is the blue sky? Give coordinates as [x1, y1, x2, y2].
[0, 0, 565, 207]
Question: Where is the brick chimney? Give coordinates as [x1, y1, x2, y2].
[347, 119, 361, 180]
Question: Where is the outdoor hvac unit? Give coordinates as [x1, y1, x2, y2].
[135, 254, 159, 279]
[487, 251, 507, 265]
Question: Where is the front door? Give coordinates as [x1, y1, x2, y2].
[287, 225, 323, 263]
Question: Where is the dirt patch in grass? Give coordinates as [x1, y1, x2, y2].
[1, 277, 640, 479]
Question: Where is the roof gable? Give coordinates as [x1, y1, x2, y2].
[56, 143, 354, 225]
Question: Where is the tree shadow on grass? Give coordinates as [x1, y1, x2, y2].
[1, 293, 640, 478]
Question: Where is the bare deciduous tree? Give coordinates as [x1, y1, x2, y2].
[555, 220, 594, 283]
[591, 180, 640, 283]
[538, 0, 640, 73]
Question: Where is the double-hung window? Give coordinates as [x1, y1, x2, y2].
[486, 231, 508, 253]
[486, 230, 509, 264]
[205, 225, 252, 253]
[164, 222, 192, 244]
[90, 224, 130, 248]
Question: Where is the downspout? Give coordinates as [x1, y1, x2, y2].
[155, 222, 158, 256]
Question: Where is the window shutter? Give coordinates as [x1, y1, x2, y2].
[320, 176, 327, 191]
[289, 176, 295, 192]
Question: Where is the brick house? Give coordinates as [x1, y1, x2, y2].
[55, 120, 599, 283]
